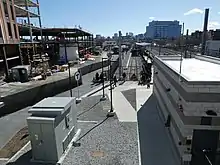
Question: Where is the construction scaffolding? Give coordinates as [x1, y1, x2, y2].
[0, 0, 43, 79]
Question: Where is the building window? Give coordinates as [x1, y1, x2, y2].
[0, 26, 2, 38]
[7, 23, 12, 38]
[3, 2, 9, 20]
[10, 5, 15, 20]
[13, 24, 17, 39]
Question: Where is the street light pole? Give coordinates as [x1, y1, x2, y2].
[107, 59, 115, 117]
[64, 32, 73, 97]
[100, 57, 106, 101]
[110, 60, 113, 112]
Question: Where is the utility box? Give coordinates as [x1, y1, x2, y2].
[27, 97, 78, 164]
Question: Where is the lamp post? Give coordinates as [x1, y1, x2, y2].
[107, 58, 118, 117]
[100, 57, 108, 101]
[63, 32, 73, 97]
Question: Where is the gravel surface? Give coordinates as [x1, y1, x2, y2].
[63, 120, 138, 165]
[121, 89, 136, 111]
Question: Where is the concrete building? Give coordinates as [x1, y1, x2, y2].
[102, 40, 117, 49]
[146, 20, 181, 39]
[95, 34, 102, 39]
[135, 34, 145, 42]
[154, 55, 220, 165]
[205, 40, 220, 57]
[113, 33, 118, 40]
[191, 30, 203, 41]
[129, 32, 134, 37]
[209, 29, 220, 40]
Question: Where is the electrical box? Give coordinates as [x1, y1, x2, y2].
[27, 97, 78, 164]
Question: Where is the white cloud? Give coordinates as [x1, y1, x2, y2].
[149, 17, 155, 20]
[208, 21, 220, 29]
[218, 12, 220, 14]
[184, 8, 203, 16]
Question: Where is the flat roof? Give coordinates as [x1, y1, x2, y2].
[163, 58, 220, 81]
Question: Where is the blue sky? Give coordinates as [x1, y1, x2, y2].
[39, 0, 220, 36]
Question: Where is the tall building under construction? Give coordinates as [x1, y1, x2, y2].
[0, 0, 42, 78]
[0, 0, 94, 80]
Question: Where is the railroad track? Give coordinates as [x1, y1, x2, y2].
[127, 56, 142, 81]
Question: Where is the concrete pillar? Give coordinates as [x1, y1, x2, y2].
[118, 31, 122, 79]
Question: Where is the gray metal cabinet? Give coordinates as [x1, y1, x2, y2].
[27, 97, 77, 164]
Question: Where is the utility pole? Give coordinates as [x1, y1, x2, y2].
[184, 29, 189, 58]
[118, 31, 122, 80]
[107, 59, 115, 117]
[100, 58, 107, 101]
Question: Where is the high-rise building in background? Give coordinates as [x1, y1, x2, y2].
[113, 33, 118, 39]
[95, 34, 102, 39]
[146, 20, 182, 39]
[128, 32, 134, 37]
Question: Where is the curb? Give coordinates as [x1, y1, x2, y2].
[6, 141, 31, 163]
[6, 129, 82, 165]
[57, 129, 81, 165]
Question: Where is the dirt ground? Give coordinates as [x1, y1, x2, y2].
[0, 126, 29, 158]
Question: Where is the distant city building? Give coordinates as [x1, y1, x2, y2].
[190, 29, 220, 47]
[146, 20, 182, 39]
[113, 33, 118, 39]
[95, 35, 102, 39]
[208, 29, 220, 40]
[135, 34, 145, 41]
[102, 41, 117, 49]
[191, 31, 203, 40]
[129, 32, 134, 37]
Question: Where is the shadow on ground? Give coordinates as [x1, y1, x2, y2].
[137, 94, 179, 165]
[6, 150, 54, 165]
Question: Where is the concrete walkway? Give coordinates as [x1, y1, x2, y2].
[90, 81, 152, 122]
